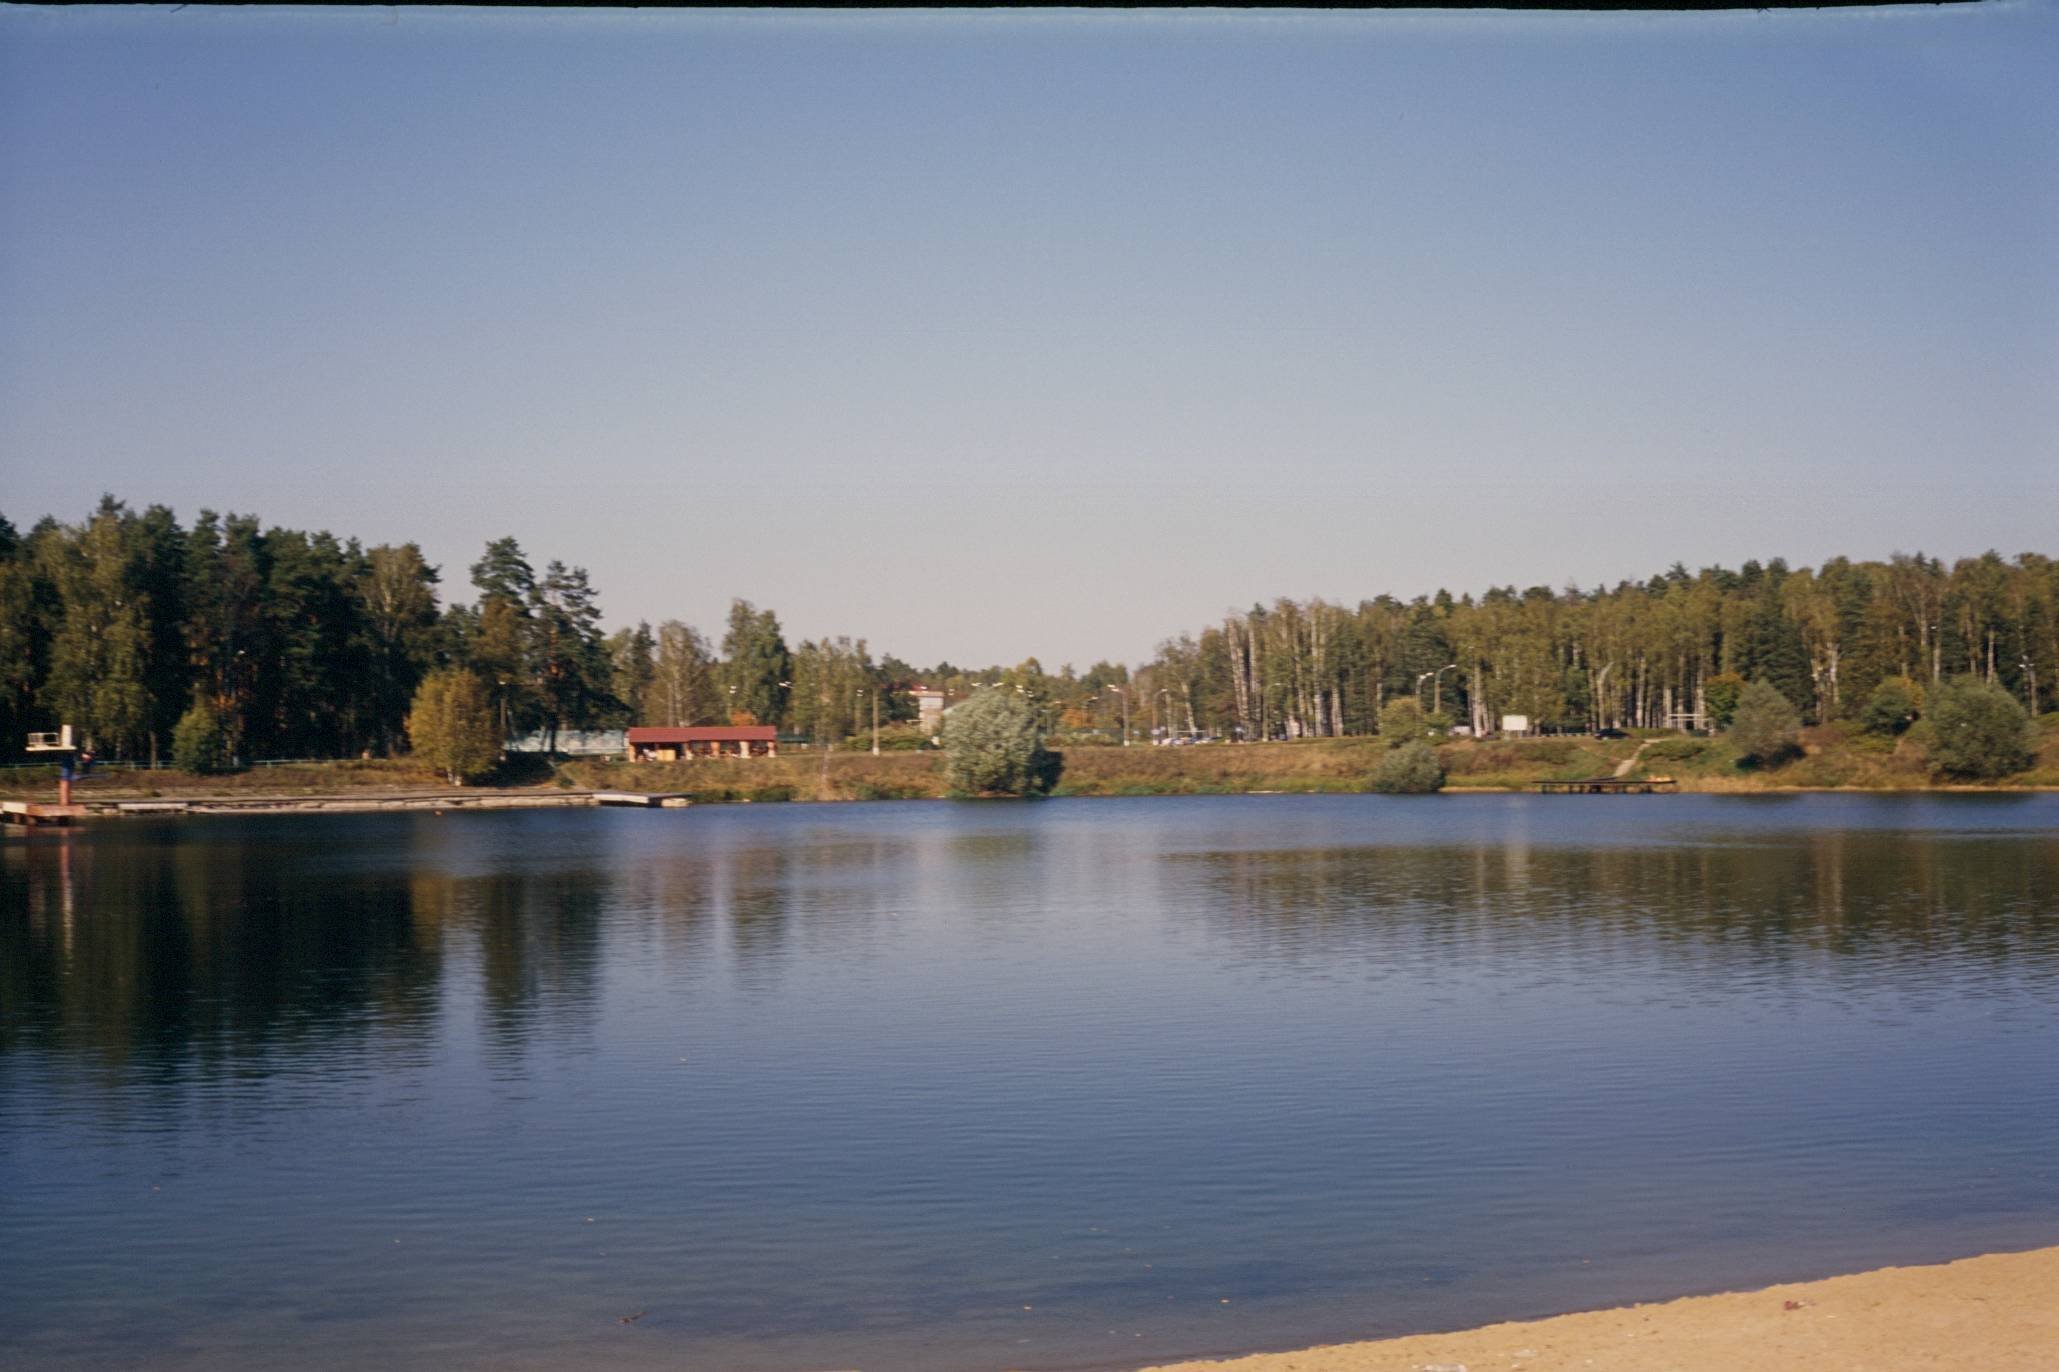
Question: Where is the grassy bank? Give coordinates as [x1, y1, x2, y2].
[0, 755, 457, 802]
[1053, 737, 1627, 795]
[1612, 714, 2059, 791]
[8, 717, 2055, 805]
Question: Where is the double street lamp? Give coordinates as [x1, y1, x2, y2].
[1416, 662, 1458, 716]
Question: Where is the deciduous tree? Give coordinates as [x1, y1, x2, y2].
[1377, 697, 1429, 746]
[407, 669, 502, 785]
[721, 599, 791, 728]
[649, 620, 720, 726]
[362, 543, 442, 754]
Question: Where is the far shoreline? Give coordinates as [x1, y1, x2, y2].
[4, 729, 2056, 818]
[6, 780, 2057, 827]
[1134, 1243, 2059, 1372]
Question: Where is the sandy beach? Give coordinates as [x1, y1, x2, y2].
[1138, 1246, 2059, 1372]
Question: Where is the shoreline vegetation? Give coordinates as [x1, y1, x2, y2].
[6, 501, 2058, 791]
[1135, 1244, 2059, 1372]
[7, 720, 2056, 811]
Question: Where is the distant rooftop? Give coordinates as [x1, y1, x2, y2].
[627, 726, 778, 743]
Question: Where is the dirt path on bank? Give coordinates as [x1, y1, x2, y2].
[1611, 738, 1655, 778]
[1136, 1245, 2059, 1372]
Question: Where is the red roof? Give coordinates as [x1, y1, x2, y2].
[628, 726, 777, 743]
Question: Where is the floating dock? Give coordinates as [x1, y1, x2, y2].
[1534, 776, 1678, 795]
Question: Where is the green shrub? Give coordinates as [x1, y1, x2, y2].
[1370, 740, 1445, 793]
[1859, 677, 1921, 736]
[1642, 738, 1707, 763]
[171, 702, 234, 775]
[852, 781, 926, 801]
[1926, 676, 2034, 779]
[943, 688, 1062, 796]
[1727, 681, 1801, 765]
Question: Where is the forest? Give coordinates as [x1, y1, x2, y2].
[2, 495, 2054, 763]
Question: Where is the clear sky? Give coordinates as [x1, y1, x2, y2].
[4, 5, 2056, 669]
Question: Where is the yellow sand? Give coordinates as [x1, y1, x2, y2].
[1139, 1245, 2059, 1372]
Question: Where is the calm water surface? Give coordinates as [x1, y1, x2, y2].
[4, 795, 2058, 1371]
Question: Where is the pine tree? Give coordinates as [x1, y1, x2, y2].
[467, 537, 536, 743]
[530, 561, 611, 752]
[42, 497, 152, 756]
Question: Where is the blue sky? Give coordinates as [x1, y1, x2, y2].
[4, 5, 2055, 667]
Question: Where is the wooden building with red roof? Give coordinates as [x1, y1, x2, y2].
[627, 726, 778, 761]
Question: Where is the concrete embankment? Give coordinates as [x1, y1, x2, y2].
[66, 789, 690, 818]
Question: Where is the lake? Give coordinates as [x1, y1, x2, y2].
[4, 794, 2057, 1371]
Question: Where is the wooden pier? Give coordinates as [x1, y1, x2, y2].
[2, 801, 87, 827]
[1534, 775, 1678, 795]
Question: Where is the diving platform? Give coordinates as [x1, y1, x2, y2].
[2, 801, 87, 827]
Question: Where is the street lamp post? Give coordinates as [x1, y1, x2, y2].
[856, 688, 880, 756]
[1417, 663, 1458, 715]
[1107, 686, 1129, 746]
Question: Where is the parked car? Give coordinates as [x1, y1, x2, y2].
[1594, 727, 1629, 740]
